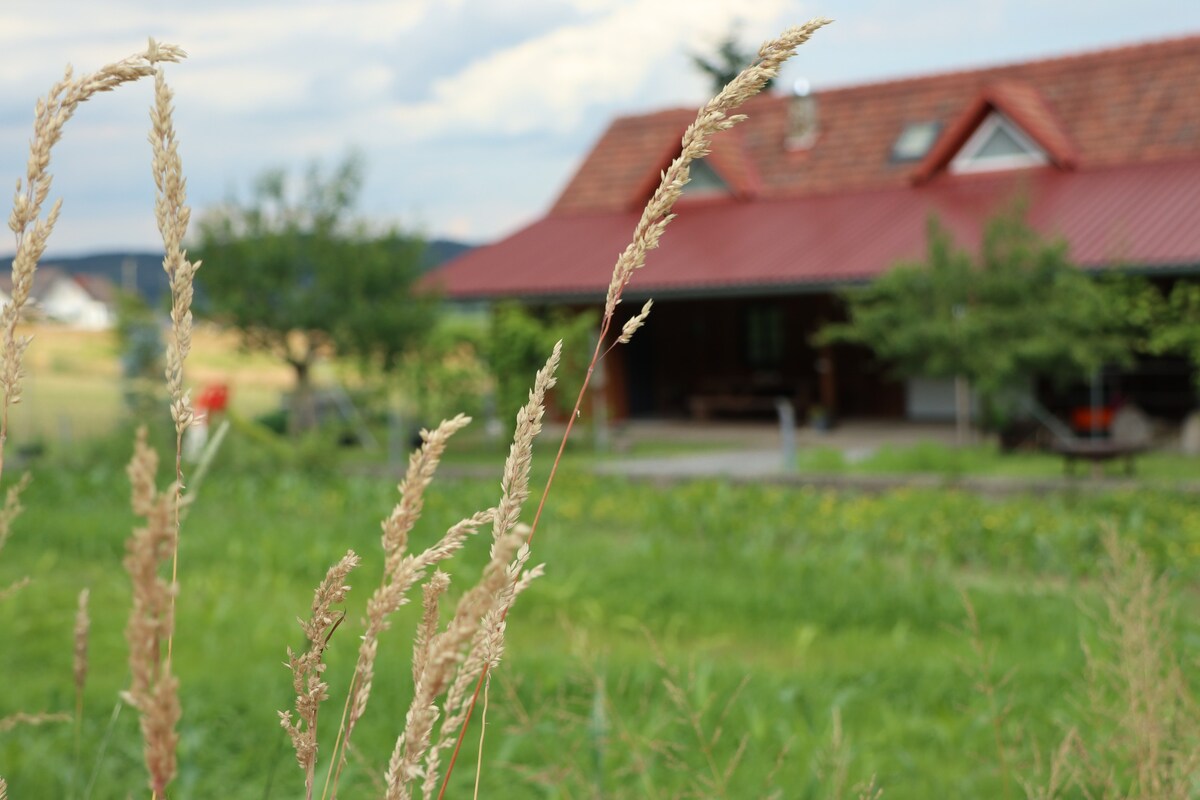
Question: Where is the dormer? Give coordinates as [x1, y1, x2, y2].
[653, 129, 761, 208]
[912, 81, 1077, 184]
[680, 158, 731, 199]
[949, 110, 1047, 173]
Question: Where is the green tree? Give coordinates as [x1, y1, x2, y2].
[195, 154, 434, 432]
[399, 314, 493, 423]
[819, 210, 1147, 436]
[1144, 280, 1200, 399]
[968, 210, 1142, 400]
[114, 290, 164, 418]
[487, 303, 598, 425]
[691, 31, 774, 94]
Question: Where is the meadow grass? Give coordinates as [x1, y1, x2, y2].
[797, 439, 1200, 481]
[2, 438, 1199, 797]
[4, 323, 291, 451]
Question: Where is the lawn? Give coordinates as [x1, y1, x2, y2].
[797, 438, 1200, 482]
[8, 324, 294, 451]
[2, 424, 1198, 799]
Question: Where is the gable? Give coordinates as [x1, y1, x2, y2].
[42, 277, 97, 310]
[949, 110, 1049, 173]
[680, 158, 731, 198]
[912, 81, 1077, 182]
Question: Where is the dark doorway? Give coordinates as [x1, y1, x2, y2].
[625, 319, 657, 417]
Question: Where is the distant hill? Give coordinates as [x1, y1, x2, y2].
[0, 238, 475, 306]
[421, 239, 474, 270]
[0, 252, 172, 304]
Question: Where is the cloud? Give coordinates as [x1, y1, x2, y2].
[171, 67, 310, 113]
[2, 0, 1200, 254]
[385, 0, 797, 138]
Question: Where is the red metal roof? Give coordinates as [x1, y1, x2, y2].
[428, 158, 1200, 301]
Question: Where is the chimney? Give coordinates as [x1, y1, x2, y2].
[787, 77, 818, 149]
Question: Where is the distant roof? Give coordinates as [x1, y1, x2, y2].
[0, 265, 68, 300]
[431, 33, 1200, 300]
[72, 273, 118, 304]
[0, 266, 121, 305]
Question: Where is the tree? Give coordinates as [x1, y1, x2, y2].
[691, 31, 774, 94]
[486, 303, 598, 425]
[1144, 280, 1200, 400]
[114, 289, 165, 418]
[195, 154, 434, 432]
[819, 209, 1146, 438]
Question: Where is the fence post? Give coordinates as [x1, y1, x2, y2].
[776, 397, 796, 473]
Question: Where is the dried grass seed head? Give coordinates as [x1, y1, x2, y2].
[601, 18, 830, 319]
[74, 587, 90, 694]
[122, 427, 182, 796]
[493, 342, 561, 546]
[2, 41, 185, 427]
[280, 549, 360, 774]
[149, 66, 199, 434]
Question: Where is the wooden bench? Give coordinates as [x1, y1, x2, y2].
[688, 393, 785, 420]
[1052, 440, 1149, 476]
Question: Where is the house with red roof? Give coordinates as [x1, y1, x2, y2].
[430, 35, 1200, 422]
[0, 267, 118, 330]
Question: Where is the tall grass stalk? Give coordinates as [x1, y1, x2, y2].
[0, 40, 186, 796]
[148, 63, 200, 670]
[958, 589, 1016, 800]
[0, 39, 185, 484]
[281, 549, 361, 800]
[437, 17, 832, 794]
[122, 429, 182, 797]
[0, 473, 31, 603]
[72, 587, 90, 799]
[1072, 532, 1200, 798]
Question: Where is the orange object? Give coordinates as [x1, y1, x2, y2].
[1071, 406, 1112, 432]
[196, 384, 229, 414]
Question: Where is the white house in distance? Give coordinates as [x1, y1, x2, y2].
[0, 267, 118, 330]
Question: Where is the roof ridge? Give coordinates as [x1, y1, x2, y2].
[815, 31, 1200, 95]
[605, 32, 1200, 127]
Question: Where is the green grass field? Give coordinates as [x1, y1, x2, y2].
[797, 439, 1200, 481]
[8, 324, 292, 451]
[2, 424, 1198, 798]
[1, 327, 1198, 797]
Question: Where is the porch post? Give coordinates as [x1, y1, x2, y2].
[954, 374, 970, 446]
[818, 344, 837, 417]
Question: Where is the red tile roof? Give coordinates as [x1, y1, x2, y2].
[553, 33, 1200, 209]
[433, 34, 1200, 300]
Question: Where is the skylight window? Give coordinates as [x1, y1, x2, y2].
[891, 121, 941, 162]
[950, 111, 1047, 173]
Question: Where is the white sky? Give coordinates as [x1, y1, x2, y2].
[0, 0, 1198, 256]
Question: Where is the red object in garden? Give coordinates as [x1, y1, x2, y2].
[1071, 406, 1112, 433]
[195, 383, 229, 417]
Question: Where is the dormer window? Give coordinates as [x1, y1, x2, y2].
[891, 121, 941, 162]
[681, 158, 730, 198]
[950, 110, 1048, 173]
